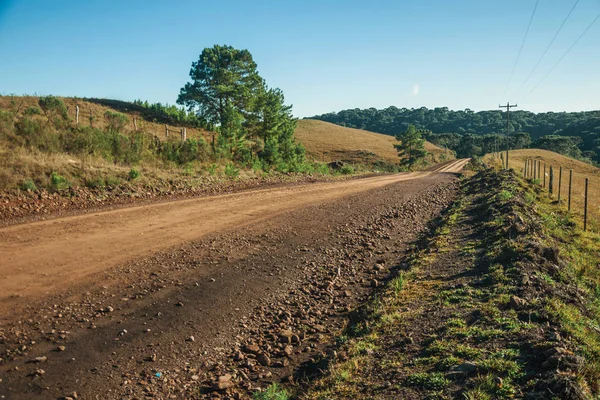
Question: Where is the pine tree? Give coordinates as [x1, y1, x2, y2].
[395, 125, 428, 169]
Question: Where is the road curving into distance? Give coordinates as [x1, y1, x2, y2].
[0, 159, 468, 314]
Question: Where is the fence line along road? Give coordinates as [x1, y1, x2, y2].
[522, 158, 595, 232]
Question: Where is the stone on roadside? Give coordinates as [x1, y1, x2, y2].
[244, 344, 260, 355]
[257, 353, 271, 366]
[212, 374, 234, 390]
[509, 295, 527, 310]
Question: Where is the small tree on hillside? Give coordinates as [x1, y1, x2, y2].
[395, 125, 428, 169]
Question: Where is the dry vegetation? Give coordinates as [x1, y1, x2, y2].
[295, 119, 453, 164]
[0, 96, 210, 141]
[485, 149, 600, 231]
[0, 98, 455, 193]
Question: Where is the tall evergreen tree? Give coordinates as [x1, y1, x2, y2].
[178, 45, 303, 167]
[177, 45, 262, 126]
[395, 125, 428, 169]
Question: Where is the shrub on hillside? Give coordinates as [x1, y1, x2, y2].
[315, 163, 330, 175]
[340, 165, 355, 175]
[225, 163, 239, 178]
[0, 110, 19, 144]
[21, 179, 37, 191]
[104, 110, 129, 133]
[85, 177, 105, 189]
[50, 172, 70, 191]
[39, 96, 68, 120]
[15, 116, 61, 152]
[128, 167, 140, 180]
[161, 138, 210, 165]
[24, 106, 42, 116]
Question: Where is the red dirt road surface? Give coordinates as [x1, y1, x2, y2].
[0, 159, 468, 315]
[0, 159, 468, 399]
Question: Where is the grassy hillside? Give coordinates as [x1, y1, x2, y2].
[295, 119, 453, 165]
[0, 96, 221, 191]
[0, 96, 210, 141]
[484, 149, 600, 230]
[0, 97, 455, 193]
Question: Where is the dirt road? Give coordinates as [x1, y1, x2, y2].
[0, 159, 468, 315]
[0, 160, 466, 399]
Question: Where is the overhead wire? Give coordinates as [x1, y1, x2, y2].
[518, 0, 580, 92]
[502, 0, 540, 101]
[527, 11, 600, 97]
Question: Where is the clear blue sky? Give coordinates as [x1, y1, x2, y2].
[0, 0, 598, 117]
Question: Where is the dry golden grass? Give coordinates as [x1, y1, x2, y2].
[0, 96, 221, 189]
[485, 149, 600, 229]
[0, 97, 453, 191]
[0, 96, 212, 142]
[295, 119, 452, 164]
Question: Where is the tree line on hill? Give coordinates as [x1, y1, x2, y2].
[310, 107, 600, 164]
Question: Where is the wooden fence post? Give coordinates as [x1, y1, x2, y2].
[534, 160, 537, 181]
[584, 177, 589, 231]
[524, 160, 527, 179]
[133, 117, 137, 131]
[75, 105, 79, 125]
[501, 153, 505, 169]
[558, 167, 563, 202]
[89, 109, 93, 127]
[549, 166, 554, 197]
[543, 163, 546, 188]
[538, 160, 541, 180]
[529, 159, 533, 178]
[568, 169, 573, 212]
[165, 124, 169, 138]
[530, 159, 534, 178]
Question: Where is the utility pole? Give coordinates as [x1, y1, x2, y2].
[499, 102, 517, 169]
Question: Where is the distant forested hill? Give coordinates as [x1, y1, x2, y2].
[309, 107, 600, 162]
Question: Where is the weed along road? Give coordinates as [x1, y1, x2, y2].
[0, 159, 467, 399]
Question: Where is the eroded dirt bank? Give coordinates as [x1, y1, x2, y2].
[0, 171, 461, 399]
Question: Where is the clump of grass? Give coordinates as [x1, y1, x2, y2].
[21, 178, 37, 191]
[85, 177, 105, 189]
[105, 175, 120, 186]
[208, 163, 218, 176]
[404, 372, 449, 390]
[50, 171, 70, 191]
[128, 167, 140, 180]
[315, 162, 330, 175]
[391, 273, 405, 296]
[253, 383, 290, 400]
[498, 189, 513, 201]
[340, 165, 355, 175]
[225, 163, 240, 179]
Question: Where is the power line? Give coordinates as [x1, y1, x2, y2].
[502, 0, 540, 100]
[518, 0, 580, 92]
[527, 11, 600, 96]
